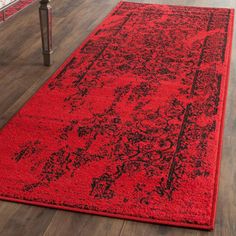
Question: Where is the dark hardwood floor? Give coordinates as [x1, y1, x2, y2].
[0, 0, 235, 235]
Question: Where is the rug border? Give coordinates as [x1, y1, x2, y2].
[123, 0, 234, 11]
[0, 1, 235, 230]
[209, 7, 235, 230]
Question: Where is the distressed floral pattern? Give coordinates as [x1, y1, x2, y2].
[0, 2, 234, 229]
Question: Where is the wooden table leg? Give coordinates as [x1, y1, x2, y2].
[39, 0, 52, 66]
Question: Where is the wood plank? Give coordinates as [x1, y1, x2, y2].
[43, 211, 91, 236]
[0, 205, 55, 236]
[43, 212, 124, 236]
[0, 202, 20, 232]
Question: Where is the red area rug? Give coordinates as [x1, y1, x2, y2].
[0, 1, 234, 230]
[0, 0, 34, 22]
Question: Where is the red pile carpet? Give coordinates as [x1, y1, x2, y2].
[0, 1, 234, 230]
[0, 0, 34, 22]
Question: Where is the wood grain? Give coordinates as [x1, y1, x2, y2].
[0, 0, 235, 235]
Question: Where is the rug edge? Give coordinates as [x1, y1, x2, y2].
[122, 1, 235, 11]
[0, 195, 214, 230]
[210, 8, 235, 230]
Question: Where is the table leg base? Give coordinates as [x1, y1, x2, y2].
[43, 52, 53, 66]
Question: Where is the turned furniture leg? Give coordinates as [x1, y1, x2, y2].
[39, 0, 52, 66]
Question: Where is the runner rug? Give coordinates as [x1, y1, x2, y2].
[0, 0, 35, 22]
[0, 1, 234, 230]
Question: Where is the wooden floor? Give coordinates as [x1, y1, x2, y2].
[0, 0, 235, 235]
